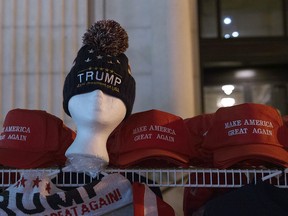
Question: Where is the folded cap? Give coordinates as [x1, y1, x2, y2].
[183, 172, 245, 216]
[203, 181, 288, 216]
[202, 103, 288, 168]
[282, 115, 288, 127]
[0, 109, 76, 168]
[183, 171, 280, 216]
[184, 113, 215, 167]
[107, 109, 195, 168]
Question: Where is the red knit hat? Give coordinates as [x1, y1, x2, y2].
[0, 109, 76, 168]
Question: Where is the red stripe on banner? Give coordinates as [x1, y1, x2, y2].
[143, 183, 158, 215]
[133, 182, 145, 216]
[156, 196, 175, 216]
[133, 182, 175, 216]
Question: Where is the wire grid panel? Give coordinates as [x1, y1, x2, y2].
[0, 168, 287, 189]
[110, 168, 288, 188]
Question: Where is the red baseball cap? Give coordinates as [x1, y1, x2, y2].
[0, 109, 76, 168]
[282, 115, 288, 127]
[184, 113, 215, 167]
[202, 103, 288, 169]
[107, 109, 195, 168]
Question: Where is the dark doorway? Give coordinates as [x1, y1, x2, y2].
[203, 64, 288, 115]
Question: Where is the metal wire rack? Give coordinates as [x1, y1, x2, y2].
[0, 168, 287, 189]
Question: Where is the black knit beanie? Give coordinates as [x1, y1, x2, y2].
[63, 20, 136, 119]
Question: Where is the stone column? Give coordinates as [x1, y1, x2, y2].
[151, 0, 201, 118]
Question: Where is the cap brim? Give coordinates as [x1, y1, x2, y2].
[213, 144, 288, 169]
[114, 149, 190, 168]
[0, 149, 52, 169]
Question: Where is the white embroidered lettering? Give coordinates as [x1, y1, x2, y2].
[156, 134, 175, 142]
[224, 120, 242, 129]
[133, 126, 147, 134]
[134, 133, 152, 141]
[252, 128, 273, 135]
[227, 128, 248, 136]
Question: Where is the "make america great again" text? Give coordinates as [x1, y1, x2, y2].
[224, 119, 274, 136]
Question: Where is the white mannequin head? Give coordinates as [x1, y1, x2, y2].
[65, 89, 126, 174]
[68, 89, 126, 129]
[62, 20, 136, 175]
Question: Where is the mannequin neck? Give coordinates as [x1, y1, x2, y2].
[65, 123, 116, 163]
